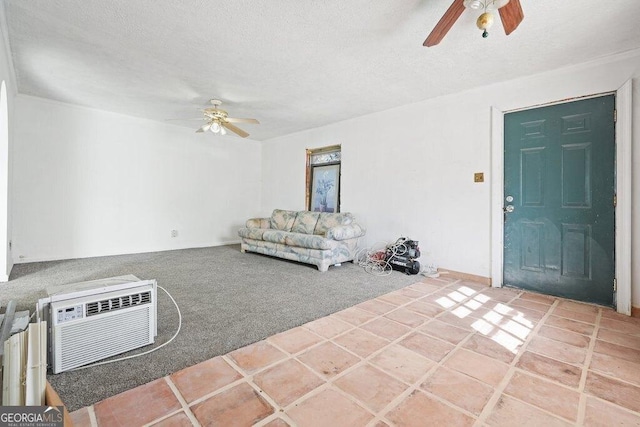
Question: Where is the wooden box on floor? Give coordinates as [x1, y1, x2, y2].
[45, 381, 73, 426]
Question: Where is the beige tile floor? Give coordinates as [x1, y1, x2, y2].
[70, 276, 640, 426]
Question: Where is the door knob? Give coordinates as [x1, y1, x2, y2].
[504, 205, 515, 213]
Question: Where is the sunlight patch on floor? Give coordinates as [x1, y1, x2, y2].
[463, 299, 483, 310]
[456, 286, 477, 297]
[471, 318, 494, 335]
[452, 306, 472, 318]
[511, 312, 535, 328]
[443, 285, 534, 355]
[501, 319, 531, 340]
[473, 293, 491, 304]
[436, 296, 456, 308]
[482, 310, 504, 325]
[446, 290, 468, 303]
[491, 329, 522, 353]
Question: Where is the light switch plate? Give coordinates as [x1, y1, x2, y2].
[474, 172, 484, 183]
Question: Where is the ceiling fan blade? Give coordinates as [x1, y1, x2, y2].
[166, 118, 205, 121]
[222, 122, 249, 138]
[423, 0, 465, 47]
[196, 122, 212, 133]
[225, 117, 260, 124]
[499, 0, 523, 35]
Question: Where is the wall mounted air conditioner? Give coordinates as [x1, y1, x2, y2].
[37, 275, 157, 374]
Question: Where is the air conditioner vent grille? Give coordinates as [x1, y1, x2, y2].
[57, 307, 153, 372]
[86, 291, 151, 317]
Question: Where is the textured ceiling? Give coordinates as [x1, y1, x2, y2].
[5, 0, 640, 140]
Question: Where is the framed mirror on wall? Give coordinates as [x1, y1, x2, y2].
[306, 145, 341, 213]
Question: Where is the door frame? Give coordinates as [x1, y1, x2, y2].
[490, 80, 633, 314]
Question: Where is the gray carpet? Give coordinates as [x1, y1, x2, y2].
[3, 245, 419, 411]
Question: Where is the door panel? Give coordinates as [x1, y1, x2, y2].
[561, 223, 591, 278]
[562, 143, 591, 208]
[503, 95, 615, 306]
[521, 148, 545, 206]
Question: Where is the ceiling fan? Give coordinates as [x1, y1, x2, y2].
[188, 99, 259, 138]
[424, 0, 524, 47]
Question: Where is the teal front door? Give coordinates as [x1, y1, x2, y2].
[503, 95, 615, 306]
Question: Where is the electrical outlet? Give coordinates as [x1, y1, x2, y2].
[474, 172, 484, 183]
[171, 230, 178, 238]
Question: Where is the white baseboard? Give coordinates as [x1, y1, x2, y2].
[13, 240, 243, 264]
[0, 274, 8, 282]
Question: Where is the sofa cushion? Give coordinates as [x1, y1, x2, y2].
[262, 230, 287, 244]
[314, 212, 354, 235]
[270, 209, 297, 231]
[262, 230, 335, 250]
[246, 218, 271, 229]
[238, 228, 266, 240]
[291, 211, 320, 234]
[326, 223, 366, 240]
[284, 233, 337, 250]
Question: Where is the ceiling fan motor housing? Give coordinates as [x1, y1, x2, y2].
[464, 0, 510, 11]
[204, 108, 228, 120]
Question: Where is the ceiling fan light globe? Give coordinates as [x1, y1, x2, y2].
[211, 121, 221, 133]
[477, 12, 494, 30]
[220, 126, 227, 135]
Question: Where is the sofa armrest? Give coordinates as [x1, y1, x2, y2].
[326, 223, 366, 241]
[246, 217, 271, 229]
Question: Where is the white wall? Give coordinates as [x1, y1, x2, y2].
[261, 49, 640, 305]
[0, 3, 17, 281]
[12, 96, 261, 262]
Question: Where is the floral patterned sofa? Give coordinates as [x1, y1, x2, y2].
[238, 209, 366, 272]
